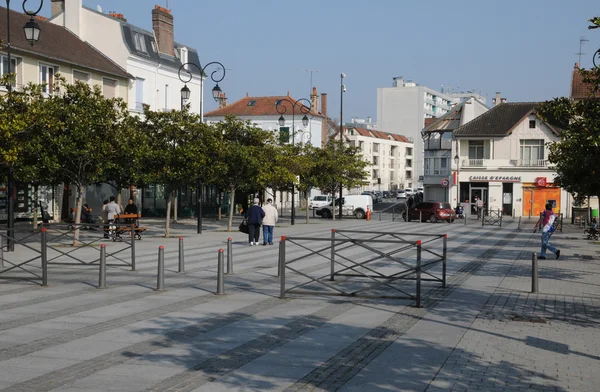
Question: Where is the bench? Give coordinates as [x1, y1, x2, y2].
[106, 213, 147, 241]
[66, 207, 95, 229]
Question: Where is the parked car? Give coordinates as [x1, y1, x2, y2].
[316, 195, 373, 219]
[383, 191, 390, 199]
[404, 188, 415, 196]
[402, 202, 456, 223]
[396, 190, 408, 199]
[309, 195, 332, 209]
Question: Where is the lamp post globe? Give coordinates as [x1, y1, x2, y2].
[180, 84, 191, 101]
[278, 115, 285, 127]
[302, 115, 309, 127]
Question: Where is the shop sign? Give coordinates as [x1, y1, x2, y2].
[535, 177, 547, 187]
[469, 175, 521, 182]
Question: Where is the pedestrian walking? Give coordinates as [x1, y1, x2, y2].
[105, 196, 121, 237]
[246, 198, 265, 246]
[262, 198, 278, 245]
[537, 203, 560, 260]
[475, 197, 484, 219]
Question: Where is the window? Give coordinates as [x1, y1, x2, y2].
[248, 100, 256, 106]
[406, 159, 412, 168]
[520, 139, 544, 161]
[372, 156, 378, 165]
[406, 147, 413, 156]
[103, 78, 117, 98]
[529, 120, 536, 129]
[1, 56, 17, 87]
[135, 77, 145, 111]
[73, 70, 90, 83]
[40, 64, 58, 95]
[133, 32, 147, 53]
[424, 157, 449, 175]
[373, 143, 379, 153]
[468, 140, 484, 159]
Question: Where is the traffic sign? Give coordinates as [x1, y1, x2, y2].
[441, 179, 450, 188]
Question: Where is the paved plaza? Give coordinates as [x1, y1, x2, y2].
[0, 214, 599, 391]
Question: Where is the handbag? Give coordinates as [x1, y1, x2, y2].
[238, 218, 249, 234]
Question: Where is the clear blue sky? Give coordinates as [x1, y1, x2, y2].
[40, 0, 600, 122]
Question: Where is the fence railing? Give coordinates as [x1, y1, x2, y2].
[482, 209, 503, 227]
[279, 229, 447, 307]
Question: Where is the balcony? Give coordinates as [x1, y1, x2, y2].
[462, 159, 485, 167]
[516, 159, 547, 167]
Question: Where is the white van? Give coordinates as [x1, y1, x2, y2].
[309, 195, 332, 209]
[315, 195, 373, 219]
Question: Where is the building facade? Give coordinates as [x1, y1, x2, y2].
[377, 76, 485, 187]
[422, 98, 489, 202]
[343, 127, 413, 193]
[452, 102, 569, 218]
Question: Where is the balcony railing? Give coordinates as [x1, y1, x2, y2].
[462, 159, 485, 167]
[517, 159, 547, 167]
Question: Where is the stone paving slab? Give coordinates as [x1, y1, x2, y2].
[0, 217, 598, 391]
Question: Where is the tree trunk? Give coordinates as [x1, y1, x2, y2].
[72, 185, 84, 246]
[165, 195, 172, 237]
[173, 192, 178, 223]
[305, 193, 310, 224]
[227, 187, 236, 232]
[217, 191, 222, 221]
[33, 184, 39, 230]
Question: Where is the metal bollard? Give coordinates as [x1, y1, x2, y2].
[416, 240, 422, 308]
[531, 253, 538, 293]
[464, 212, 467, 225]
[178, 237, 185, 273]
[156, 246, 165, 291]
[41, 228, 47, 286]
[131, 223, 136, 271]
[442, 234, 447, 288]
[420, 211, 422, 223]
[216, 248, 225, 295]
[98, 244, 107, 289]
[226, 238, 233, 274]
[280, 237, 286, 299]
[518, 216, 522, 230]
[330, 230, 335, 281]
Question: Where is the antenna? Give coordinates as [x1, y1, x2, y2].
[577, 36, 589, 65]
[306, 69, 318, 95]
[97, 4, 103, 12]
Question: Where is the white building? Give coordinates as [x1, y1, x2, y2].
[451, 102, 569, 218]
[204, 91, 326, 148]
[377, 76, 485, 187]
[342, 127, 414, 193]
[50, 1, 203, 115]
[422, 97, 489, 202]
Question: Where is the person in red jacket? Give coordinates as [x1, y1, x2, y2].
[538, 203, 560, 260]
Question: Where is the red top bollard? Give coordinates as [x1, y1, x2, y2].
[101, 244, 106, 248]
[416, 240, 422, 245]
[443, 234, 447, 238]
[41, 227, 47, 233]
[228, 237, 232, 241]
[331, 229, 335, 233]
[159, 245, 164, 249]
[281, 236, 286, 241]
[179, 236, 183, 240]
[219, 248, 224, 253]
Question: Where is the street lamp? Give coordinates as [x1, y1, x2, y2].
[454, 153, 460, 203]
[5, 0, 44, 252]
[178, 61, 225, 234]
[339, 72, 346, 220]
[275, 97, 312, 225]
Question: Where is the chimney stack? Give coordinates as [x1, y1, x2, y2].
[152, 5, 174, 56]
[310, 87, 319, 113]
[320, 92, 328, 116]
[218, 92, 227, 109]
[493, 92, 502, 106]
[51, 0, 64, 17]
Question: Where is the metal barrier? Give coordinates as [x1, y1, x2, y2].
[279, 229, 447, 307]
[377, 201, 407, 221]
[0, 227, 48, 285]
[391, 206, 407, 222]
[482, 209, 502, 227]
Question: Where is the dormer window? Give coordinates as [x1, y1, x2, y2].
[133, 32, 147, 54]
[248, 100, 256, 106]
[151, 41, 158, 53]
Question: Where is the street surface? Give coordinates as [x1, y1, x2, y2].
[0, 215, 598, 391]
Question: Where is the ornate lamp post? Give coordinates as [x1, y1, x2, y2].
[454, 153, 460, 203]
[178, 61, 225, 234]
[339, 72, 346, 220]
[276, 97, 311, 225]
[5, 0, 44, 252]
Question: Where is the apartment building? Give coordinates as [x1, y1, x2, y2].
[343, 127, 414, 193]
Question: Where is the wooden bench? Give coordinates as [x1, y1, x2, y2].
[106, 213, 147, 241]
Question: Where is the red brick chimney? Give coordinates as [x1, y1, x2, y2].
[321, 92, 327, 116]
[310, 87, 319, 113]
[152, 5, 174, 56]
[218, 92, 227, 108]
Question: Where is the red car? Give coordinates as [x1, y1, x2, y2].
[403, 202, 456, 223]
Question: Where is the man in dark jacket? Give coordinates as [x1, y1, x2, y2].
[246, 198, 265, 246]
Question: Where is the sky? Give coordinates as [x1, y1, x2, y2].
[38, 0, 600, 122]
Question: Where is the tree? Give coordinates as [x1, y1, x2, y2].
[213, 116, 274, 231]
[296, 144, 321, 223]
[536, 17, 600, 203]
[36, 78, 130, 244]
[141, 106, 215, 237]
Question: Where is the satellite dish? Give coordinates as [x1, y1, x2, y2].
[97, 5, 103, 13]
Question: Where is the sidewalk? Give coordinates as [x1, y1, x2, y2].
[0, 217, 598, 391]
